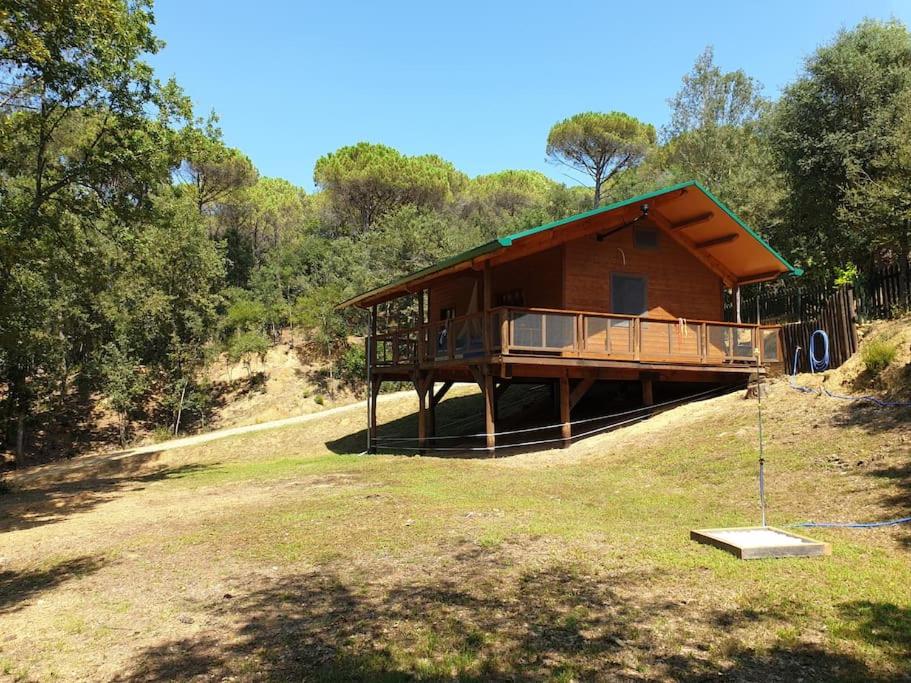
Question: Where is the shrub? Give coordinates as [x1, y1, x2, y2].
[338, 344, 366, 387]
[314, 394, 325, 406]
[227, 331, 271, 375]
[861, 339, 897, 375]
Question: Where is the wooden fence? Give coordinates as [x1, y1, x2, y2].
[778, 286, 859, 373]
[727, 258, 910, 325]
[854, 260, 911, 321]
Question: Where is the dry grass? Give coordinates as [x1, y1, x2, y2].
[0, 376, 909, 681]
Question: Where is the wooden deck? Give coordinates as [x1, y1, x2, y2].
[370, 305, 782, 375]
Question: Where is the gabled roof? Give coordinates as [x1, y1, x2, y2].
[339, 180, 802, 309]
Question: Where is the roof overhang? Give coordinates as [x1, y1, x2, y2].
[338, 180, 802, 309]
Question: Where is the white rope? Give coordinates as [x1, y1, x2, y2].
[373, 382, 744, 447]
[373, 410, 655, 452]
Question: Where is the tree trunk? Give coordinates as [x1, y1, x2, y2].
[593, 173, 602, 209]
[173, 381, 187, 435]
[15, 415, 25, 467]
[900, 227, 910, 309]
[119, 413, 127, 447]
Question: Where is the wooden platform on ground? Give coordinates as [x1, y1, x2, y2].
[690, 526, 832, 560]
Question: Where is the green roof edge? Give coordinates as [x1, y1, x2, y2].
[339, 180, 801, 308]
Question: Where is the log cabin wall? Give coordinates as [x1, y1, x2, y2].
[427, 271, 478, 321]
[428, 246, 564, 320]
[491, 247, 563, 308]
[563, 220, 724, 320]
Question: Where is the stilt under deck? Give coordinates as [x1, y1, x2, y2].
[367, 357, 760, 455]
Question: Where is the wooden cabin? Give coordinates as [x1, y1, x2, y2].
[339, 181, 802, 453]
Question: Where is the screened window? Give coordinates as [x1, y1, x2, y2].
[611, 274, 647, 316]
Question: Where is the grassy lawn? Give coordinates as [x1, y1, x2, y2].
[0, 380, 909, 681]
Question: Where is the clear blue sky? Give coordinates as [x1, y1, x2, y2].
[148, 0, 911, 190]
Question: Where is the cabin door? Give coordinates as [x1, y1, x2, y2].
[610, 273, 647, 316]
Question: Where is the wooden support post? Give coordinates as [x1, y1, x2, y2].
[483, 372, 496, 455]
[482, 262, 492, 355]
[500, 312, 510, 355]
[641, 376, 654, 407]
[414, 372, 430, 454]
[560, 374, 571, 448]
[734, 286, 741, 324]
[368, 376, 380, 453]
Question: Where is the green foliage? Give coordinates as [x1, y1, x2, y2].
[861, 340, 898, 375]
[313, 394, 325, 406]
[546, 111, 656, 207]
[178, 119, 258, 214]
[0, 0, 194, 451]
[223, 295, 269, 337]
[770, 19, 911, 280]
[314, 142, 467, 232]
[292, 284, 351, 358]
[661, 47, 780, 230]
[337, 344, 366, 388]
[834, 264, 860, 286]
[99, 342, 148, 445]
[5, 7, 911, 459]
[227, 331, 270, 374]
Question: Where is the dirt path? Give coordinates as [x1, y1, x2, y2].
[121, 389, 415, 457]
[9, 390, 418, 485]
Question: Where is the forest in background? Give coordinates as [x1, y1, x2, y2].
[2, 1, 911, 463]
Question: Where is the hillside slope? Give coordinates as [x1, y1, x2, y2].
[0, 362, 909, 681]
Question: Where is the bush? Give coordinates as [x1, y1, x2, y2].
[861, 339, 897, 375]
[227, 331, 271, 374]
[314, 394, 325, 406]
[338, 344, 366, 387]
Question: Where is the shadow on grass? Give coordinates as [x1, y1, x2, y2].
[119, 543, 904, 682]
[0, 456, 220, 533]
[325, 385, 555, 458]
[326, 381, 736, 460]
[827, 400, 911, 547]
[0, 555, 107, 615]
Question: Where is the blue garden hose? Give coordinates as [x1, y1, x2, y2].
[809, 330, 830, 372]
[791, 517, 911, 529]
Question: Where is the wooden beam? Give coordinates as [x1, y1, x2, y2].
[671, 212, 715, 230]
[695, 233, 739, 249]
[560, 374, 571, 448]
[641, 376, 654, 407]
[649, 209, 738, 288]
[430, 381, 453, 408]
[483, 373, 496, 455]
[734, 286, 742, 324]
[368, 376, 381, 453]
[482, 261, 492, 354]
[569, 377, 595, 410]
[413, 372, 431, 454]
[737, 270, 786, 286]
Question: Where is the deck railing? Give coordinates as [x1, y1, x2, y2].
[371, 306, 782, 369]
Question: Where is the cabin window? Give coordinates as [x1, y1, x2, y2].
[611, 274, 647, 316]
[634, 227, 659, 250]
[439, 307, 456, 320]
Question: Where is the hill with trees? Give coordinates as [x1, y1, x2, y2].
[2, 3, 910, 464]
